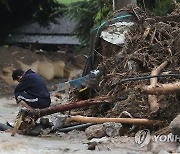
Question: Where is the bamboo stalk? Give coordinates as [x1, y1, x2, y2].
[66, 115, 161, 125]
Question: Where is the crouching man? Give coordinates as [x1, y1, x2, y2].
[12, 69, 51, 110]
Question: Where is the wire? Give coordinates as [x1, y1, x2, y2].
[111, 74, 180, 87]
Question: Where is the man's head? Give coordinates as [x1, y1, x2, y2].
[12, 69, 24, 82]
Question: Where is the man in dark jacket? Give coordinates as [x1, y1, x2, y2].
[12, 69, 51, 109]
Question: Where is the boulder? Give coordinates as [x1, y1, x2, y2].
[103, 122, 122, 137]
[85, 124, 105, 140]
[169, 114, 180, 136]
[85, 122, 122, 139]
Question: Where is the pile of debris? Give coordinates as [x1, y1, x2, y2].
[5, 4, 180, 145]
[71, 4, 180, 131]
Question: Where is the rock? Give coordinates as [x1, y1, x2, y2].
[40, 117, 52, 129]
[89, 136, 109, 143]
[85, 123, 122, 140]
[169, 114, 180, 136]
[85, 124, 105, 140]
[103, 122, 122, 137]
[52, 115, 67, 130]
[28, 124, 42, 136]
[41, 128, 52, 135]
[87, 142, 97, 150]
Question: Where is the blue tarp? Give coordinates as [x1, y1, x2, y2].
[57, 70, 99, 92]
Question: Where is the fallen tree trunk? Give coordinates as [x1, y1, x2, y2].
[148, 61, 168, 112]
[29, 96, 109, 118]
[66, 115, 161, 125]
[141, 82, 180, 95]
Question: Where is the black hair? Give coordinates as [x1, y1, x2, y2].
[12, 69, 24, 80]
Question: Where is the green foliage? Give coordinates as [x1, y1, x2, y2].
[67, 0, 100, 44]
[137, 0, 156, 11]
[67, 0, 113, 45]
[32, 0, 67, 25]
[94, 0, 113, 25]
[57, 0, 86, 4]
[95, 7, 112, 25]
[153, 0, 175, 16]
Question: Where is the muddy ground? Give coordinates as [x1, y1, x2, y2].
[0, 95, 179, 154]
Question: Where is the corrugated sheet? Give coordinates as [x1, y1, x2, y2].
[7, 34, 81, 45]
[6, 16, 81, 45]
[11, 16, 77, 34]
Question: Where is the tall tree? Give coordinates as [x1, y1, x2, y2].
[0, 0, 66, 42]
[67, 0, 113, 45]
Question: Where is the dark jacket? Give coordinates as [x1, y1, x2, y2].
[14, 69, 50, 99]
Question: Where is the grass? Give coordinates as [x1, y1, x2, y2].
[56, 0, 86, 4]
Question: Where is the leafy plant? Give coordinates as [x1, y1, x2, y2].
[32, 0, 67, 25]
[94, 0, 113, 25]
[67, 0, 113, 45]
[153, 0, 175, 16]
[67, 0, 99, 44]
[57, 0, 85, 4]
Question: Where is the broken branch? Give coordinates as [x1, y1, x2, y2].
[148, 61, 168, 112]
[66, 115, 161, 125]
[29, 96, 109, 119]
[141, 82, 180, 95]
